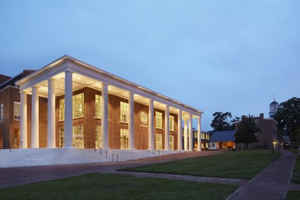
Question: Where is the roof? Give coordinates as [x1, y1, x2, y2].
[270, 100, 279, 105]
[0, 74, 11, 84]
[16, 55, 202, 114]
[210, 130, 236, 142]
[0, 70, 35, 90]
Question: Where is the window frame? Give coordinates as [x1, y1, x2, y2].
[120, 101, 129, 123]
[95, 94, 102, 119]
[13, 101, 21, 121]
[169, 115, 175, 131]
[155, 111, 163, 129]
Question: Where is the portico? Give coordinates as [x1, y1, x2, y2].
[17, 56, 203, 153]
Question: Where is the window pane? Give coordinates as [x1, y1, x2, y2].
[72, 93, 84, 119]
[0, 104, 4, 120]
[58, 127, 64, 148]
[72, 125, 84, 148]
[59, 99, 64, 121]
[155, 111, 162, 129]
[120, 129, 128, 149]
[95, 125, 102, 149]
[13, 102, 20, 120]
[169, 115, 174, 131]
[120, 102, 129, 123]
[155, 133, 163, 150]
[169, 135, 174, 150]
[95, 95, 102, 119]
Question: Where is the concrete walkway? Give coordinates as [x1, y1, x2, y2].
[111, 171, 248, 186]
[227, 150, 297, 200]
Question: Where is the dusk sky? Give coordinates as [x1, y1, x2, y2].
[0, 1, 299, 130]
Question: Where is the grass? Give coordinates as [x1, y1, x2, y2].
[292, 156, 300, 184]
[123, 150, 280, 179]
[286, 191, 300, 200]
[0, 173, 237, 200]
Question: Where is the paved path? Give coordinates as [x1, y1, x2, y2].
[112, 171, 248, 185]
[0, 150, 220, 189]
[227, 150, 297, 200]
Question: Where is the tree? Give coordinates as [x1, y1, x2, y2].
[274, 97, 300, 144]
[234, 115, 259, 149]
[211, 112, 237, 131]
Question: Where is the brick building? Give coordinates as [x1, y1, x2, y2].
[0, 70, 35, 148]
[0, 56, 203, 154]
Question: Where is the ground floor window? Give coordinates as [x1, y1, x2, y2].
[73, 125, 84, 149]
[120, 129, 128, 150]
[95, 125, 102, 149]
[58, 127, 64, 148]
[169, 135, 174, 150]
[155, 133, 163, 150]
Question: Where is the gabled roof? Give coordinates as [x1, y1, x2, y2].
[210, 130, 236, 142]
[0, 74, 11, 84]
[16, 55, 203, 114]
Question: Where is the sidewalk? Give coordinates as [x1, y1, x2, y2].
[227, 150, 297, 200]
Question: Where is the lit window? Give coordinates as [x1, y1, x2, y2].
[72, 93, 84, 119]
[120, 129, 128, 149]
[169, 115, 175, 131]
[155, 111, 163, 129]
[155, 133, 163, 150]
[140, 111, 148, 125]
[95, 95, 102, 119]
[169, 135, 174, 150]
[58, 127, 64, 148]
[120, 101, 129, 123]
[0, 104, 3, 121]
[13, 102, 20, 120]
[58, 99, 64, 121]
[95, 125, 102, 149]
[72, 125, 84, 148]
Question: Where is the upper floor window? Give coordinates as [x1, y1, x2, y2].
[169, 115, 175, 131]
[13, 102, 20, 120]
[73, 93, 84, 119]
[155, 111, 163, 129]
[0, 104, 3, 121]
[140, 111, 148, 125]
[120, 101, 129, 123]
[58, 99, 64, 121]
[95, 94, 102, 119]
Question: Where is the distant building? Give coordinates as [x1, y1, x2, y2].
[208, 130, 236, 150]
[255, 113, 277, 148]
[269, 100, 279, 118]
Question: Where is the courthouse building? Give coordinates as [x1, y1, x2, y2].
[0, 56, 203, 159]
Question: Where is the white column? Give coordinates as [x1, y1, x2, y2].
[148, 99, 154, 150]
[64, 71, 73, 148]
[177, 109, 182, 151]
[20, 91, 27, 148]
[31, 87, 39, 148]
[47, 78, 56, 148]
[128, 91, 135, 150]
[165, 105, 170, 151]
[101, 82, 109, 149]
[197, 116, 202, 151]
[189, 114, 193, 151]
[184, 119, 188, 151]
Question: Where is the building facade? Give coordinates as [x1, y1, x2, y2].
[6, 56, 203, 153]
[0, 70, 35, 149]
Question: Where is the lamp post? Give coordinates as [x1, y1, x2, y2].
[272, 140, 278, 153]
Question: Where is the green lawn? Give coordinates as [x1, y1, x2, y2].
[292, 156, 300, 184]
[286, 191, 300, 200]
[0, 173, 237, 200]
[123, 150, 280, 179]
